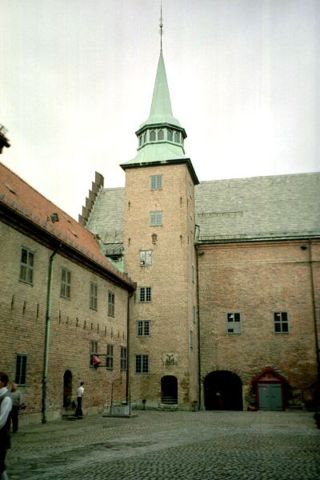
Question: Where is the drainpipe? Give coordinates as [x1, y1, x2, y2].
[126, 290, 133, 414]
[195, 225, 202, 410]
[42, 244, 60, 424]
[308, 240, 320, 380]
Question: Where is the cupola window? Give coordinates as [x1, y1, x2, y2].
[150, 130, 156, 142]
[143, 132, 147, 143]
[174, 131, 180, 143]
[167, 129, 173, 141]
[139, 135, 143, 146]
[158, 129, 164, 141]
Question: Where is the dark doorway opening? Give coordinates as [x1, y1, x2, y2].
[161, 375, 178, 404]
[204, 370, 243, 410]
[63, 370, 73, 408]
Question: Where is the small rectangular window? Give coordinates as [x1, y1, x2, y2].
[120, 347, 127, 371]
[137, 320, 151, 336]
[108, 291, 115, 317]
[90, 282, 98, 310]
[151, 175, 162, 190]
[106, 344, 114, 370]
[227, 312, 241, 334]
[15, 354, 27, 385]
[139, 287, 152, 303]
[19, 247, 34, 284]
[136, 354, 149, 374]
[150, 211, 162, 227]
[139, 250, 152, 266]
[60, 268, 71, 299]
[274, 312, 289, 333]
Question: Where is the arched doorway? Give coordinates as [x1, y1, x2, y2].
[161, 376, 178, 404]
[204, 370, 243, 410]
[63, 370, 73, 408]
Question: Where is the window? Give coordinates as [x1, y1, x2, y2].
[136, 354, 149, 374]
[120, 347, 127, 371]
[174, 131, 180, 143]
[60, 268, 71, 299]
[106, 344, 114, 370]
[137, 320, 151, 336]
[227, 313, 241, 334]
[150, 211, 162, 226]
[158, 129, 164, 140]
[90, 282, 98, 310]
[90, 341, 98, 366]
[108, 291, 115, 317]
[139, 287, 152, 303]
[151, 175, 162, 190]
[15, 354, 27, 385]
[140, 250, 152, 266]
[150, 130, 156, 141]
[274, 312, 289, 333]
[167, 128, 173, 141]
[139, 135, 142, 146]
[19, 247, 34, 284]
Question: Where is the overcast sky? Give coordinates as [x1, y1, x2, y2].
[1, 0, 319, 219]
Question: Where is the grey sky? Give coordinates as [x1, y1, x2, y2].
[1, 0, 319, 218]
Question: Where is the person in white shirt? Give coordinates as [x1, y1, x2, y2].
[0, 372, 13, 480]
[75, 382, 84, 418]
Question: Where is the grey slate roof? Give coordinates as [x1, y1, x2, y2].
[86, 187, 124, 245]
[196, 173, 320, 242]
[86, 173, 320, 247]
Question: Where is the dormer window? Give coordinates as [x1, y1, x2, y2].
[150, 130, 156, 142]
[158, 129, 164, 141]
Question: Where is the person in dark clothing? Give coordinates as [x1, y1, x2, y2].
[0, 372, 13, 480]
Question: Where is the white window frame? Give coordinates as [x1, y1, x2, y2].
[227, 312, 241, 334]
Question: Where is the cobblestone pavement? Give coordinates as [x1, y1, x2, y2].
[7, 410, 320, 479]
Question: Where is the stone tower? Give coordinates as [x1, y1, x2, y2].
[121, 43, 200, 409]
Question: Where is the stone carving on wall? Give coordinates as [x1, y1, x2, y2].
[162, 353, 178, 367]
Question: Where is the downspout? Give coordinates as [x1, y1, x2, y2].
[195, 225, 202, 410]
[42, 244, 60, 424]
[308, 240, 320, 379]
[126, 290, 134, 414]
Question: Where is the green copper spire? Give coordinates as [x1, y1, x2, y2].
[121, 6, 192, 167]
[141, 51, 181, 129]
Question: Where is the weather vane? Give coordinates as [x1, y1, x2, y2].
[160, 1, 163, 52]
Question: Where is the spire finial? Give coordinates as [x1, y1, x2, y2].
[160, 1, 163, 52]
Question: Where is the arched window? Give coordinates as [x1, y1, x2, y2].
[174, 131, 180, 143]
[139, 135, 142, 146]
[167, 129, 173, 141]
[143, 132, 147, 143]
[150, 130, 156, 142]
[158, 129, 164, 141]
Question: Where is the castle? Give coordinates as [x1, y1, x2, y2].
[1, 39, 319, 424]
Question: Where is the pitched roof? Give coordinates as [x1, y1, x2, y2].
[195, 172, 320, 242]
[0, 162, 134, 289]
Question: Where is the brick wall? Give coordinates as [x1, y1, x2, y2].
[198, 239, 320, 408]
[0, 221, 130, 423]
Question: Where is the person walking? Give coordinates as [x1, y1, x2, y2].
[10, 383, 22, 433]
[0, 372, 13, 480]
[75, 382, 84, 418]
